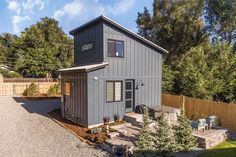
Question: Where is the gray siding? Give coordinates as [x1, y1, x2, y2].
[86, 22, 162, 125]
[74, 23, 103, 66]
[60, 72, 88, 126]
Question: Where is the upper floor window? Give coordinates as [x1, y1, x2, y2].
[107, 39, 124, 57]
[81, 42, 93, 52]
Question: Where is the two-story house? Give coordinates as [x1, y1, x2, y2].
[58, 15, 168, 128]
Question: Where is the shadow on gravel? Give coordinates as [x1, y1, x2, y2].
[13, 97, 60, 116]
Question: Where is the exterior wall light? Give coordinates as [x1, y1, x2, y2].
[135, 80, 144, 90]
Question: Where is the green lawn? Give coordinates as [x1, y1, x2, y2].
[198, 140, 236, 157]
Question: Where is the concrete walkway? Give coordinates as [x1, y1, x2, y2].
[0, 96, 108, 157]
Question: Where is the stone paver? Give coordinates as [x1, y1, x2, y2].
[0, 96, 109, 157]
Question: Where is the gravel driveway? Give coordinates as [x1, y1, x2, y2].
[0, 96, 109, 157]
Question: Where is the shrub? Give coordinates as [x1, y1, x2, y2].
[133, 110, 154, 156]
[153, 113, 177, 156]
[113, 114, 120, 123]
[24, 83, 38, 96]
[103, 117, 110, 125]
[0, 69, 21, 78]
[47, 84, 60, 96]
[174, 108, 197, 151]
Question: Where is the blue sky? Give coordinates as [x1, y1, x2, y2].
[0, 0, 153, 36]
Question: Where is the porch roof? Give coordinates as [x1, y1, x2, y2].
[58, 62, 109, 72]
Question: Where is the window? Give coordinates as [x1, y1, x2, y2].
[65, 81, 70, 95]
[107, 39, 124, 57]
[106, 81, 123, 102]
[81, 42, 93, 52]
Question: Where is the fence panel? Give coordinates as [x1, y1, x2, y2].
[3, 78, 56, 83]
[162, 93, 236, 132]
[0, 82, 60, 96]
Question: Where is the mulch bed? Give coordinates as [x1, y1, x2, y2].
[48, 109, 109, 145]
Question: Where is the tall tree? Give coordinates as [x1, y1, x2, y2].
[178, 43, 224, 100]
[17, 17, 73, 77]
[209, 43, 236, 103]
[137, 0, 208, 65]
[0, 33, 19, 69]
[205, 0, 236, 44]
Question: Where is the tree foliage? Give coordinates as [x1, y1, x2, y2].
[16, 17, 73, 77]
[137, 0, 236, 103]
[137, 0, 208, 64]
[205, 0, 236, 44]
[162, 63, 177, 93]
[0, 17, 73, 78]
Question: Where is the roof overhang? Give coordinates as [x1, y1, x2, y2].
[58, 62, 109, 73]
[69, 15, 168, 54]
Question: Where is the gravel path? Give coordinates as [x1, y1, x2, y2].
[0, 96, 109, 157]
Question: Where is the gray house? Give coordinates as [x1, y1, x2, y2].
[58, 15, 168, 128]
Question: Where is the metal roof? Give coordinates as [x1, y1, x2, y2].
[58, 62, 109, 72]
[70, 15, 168, 54]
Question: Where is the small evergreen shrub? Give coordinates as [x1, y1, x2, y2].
[47, 84, 60, 96]
[174, 108, 197, 152]
[133, 110, 154, 156]
[24, 83, 38, 96]
[153, 113, 177, 156]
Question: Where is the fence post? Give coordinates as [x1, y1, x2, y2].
[182, 95, 185, 111]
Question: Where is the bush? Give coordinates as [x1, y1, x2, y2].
[24, 83, 38, 96]
[47, 84, 60, 96]
[113, 114, 120, 123]
[0, 69, 21, 78]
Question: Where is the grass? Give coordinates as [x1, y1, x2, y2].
[198, 140, 236, 157]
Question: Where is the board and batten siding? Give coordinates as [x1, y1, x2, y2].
[74, 22, 104, 66]
[60, 72, 88, 126]
[86, 22, 162, 125]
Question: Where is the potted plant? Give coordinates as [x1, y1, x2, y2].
[113, 114, 120, 123]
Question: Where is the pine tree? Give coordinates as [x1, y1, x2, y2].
[134, 110, 153, 156]
[153, 113, 177, 157]
[175, 109, 197, 152]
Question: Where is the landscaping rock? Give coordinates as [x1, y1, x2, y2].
[108, 132, 119, 139]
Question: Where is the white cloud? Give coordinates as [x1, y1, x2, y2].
[53, 10, 65, 20]
[6, 0, 50, 34]
[105, 0, 135, 16]
[53, 0, 135, 21]
[12, 15, 30, 33]
[7, 1, 21, 15]
[22, 0, 48, 11]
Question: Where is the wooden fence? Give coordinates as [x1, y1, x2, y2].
[3, 78, 57, 83]
[0, 82, 59, 96]
[162, 93, 236, 132]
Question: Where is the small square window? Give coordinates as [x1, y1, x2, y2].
[107, 39, 124, 57]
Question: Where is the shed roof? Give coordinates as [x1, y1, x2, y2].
[58, 62, 109, 72]
[70, 15, 168, 54]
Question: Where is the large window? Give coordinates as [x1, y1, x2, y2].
[106, 81, 123, 102]
[107, 39, 124, 57]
